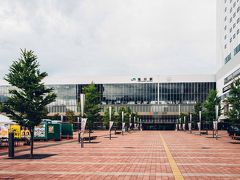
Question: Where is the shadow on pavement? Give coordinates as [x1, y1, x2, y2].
[6, 154, 57, 159]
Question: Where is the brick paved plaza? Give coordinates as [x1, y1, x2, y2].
[1, 131, 240, 179]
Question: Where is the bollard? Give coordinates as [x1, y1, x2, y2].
[8, 132, 14, 158]
[78, 132, 80, 143]
[81, 137, 84, 148]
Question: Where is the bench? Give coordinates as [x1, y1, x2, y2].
[83, 136, 97, 141]
[115, 131, 122, 135]
[200, 131, 208, 135]
[231, 134, 240, 140]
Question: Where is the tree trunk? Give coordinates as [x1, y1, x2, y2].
[30, 127, 34, 158]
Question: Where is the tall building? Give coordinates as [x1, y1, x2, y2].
[216, 0, 240, 99]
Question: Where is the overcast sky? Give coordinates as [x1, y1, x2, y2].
[0, 0, 216, 84]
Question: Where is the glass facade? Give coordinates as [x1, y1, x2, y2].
[0, 82, 216, 123]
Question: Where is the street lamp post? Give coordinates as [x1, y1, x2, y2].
[189, 113, 192, 134]
[77, 117, 80, 143]
[80, 93, 85, 148]
[129, 114, 131, 131]
[199, 111, 201, 135]
[122, 111, 124, 135]
[214, 105, 219, 139]
[183, 116, 186, 131]
[177, 104, 181, 131]
[109, 106, 112, 140]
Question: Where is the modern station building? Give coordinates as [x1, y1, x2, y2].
[0, 75, 216, 129]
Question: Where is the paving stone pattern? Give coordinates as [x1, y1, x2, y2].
[0, 130, 240, 179]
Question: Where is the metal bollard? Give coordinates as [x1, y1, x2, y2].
[8, 132, 14, 158]
[78, 132, 81, 143]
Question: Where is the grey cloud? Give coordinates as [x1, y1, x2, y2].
[0, 0, 216, 84]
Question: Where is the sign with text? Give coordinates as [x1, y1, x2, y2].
[213, 121, 218, 130]
[0, 125, 8, 138]
[9, 125, 21, 138]
[109, 121, 114, 131]
[48, 126, 54, 133]
[81, 118, 87, 136]
[122, 122, 125, 131]
[197, 122, 201, 131]
[188, 123, 191, 131]
[34, 124, 46, 138]
[21, 130, 30, 139]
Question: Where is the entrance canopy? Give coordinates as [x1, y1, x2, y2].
[0, 114, 16, 125]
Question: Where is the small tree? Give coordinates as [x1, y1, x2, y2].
[83, 83, 101, 142]
[193, 102, 202, 128]
[203, 89, 220, 129]
[226, 79, 240, 125]
[125, 107, 132, 127]
[3, 49, 56, 158]
[66, 110, 75, 124]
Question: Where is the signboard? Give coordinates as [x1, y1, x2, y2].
[178, 124, 181, 130]
[9, 124, 21, 138]
[34, 124, 46, 138]
[109, 121, 114, 131]
[48, 125, 54, 133]
[21, 130, 30, 139]
[0, 125, 8, 138]
[81, 118, 87, 136]
[213, 121, 218, 130]
[122, 122, 125, 132]
[197, 122, 201, 131]
[188, 123, 191, 131]
[80, 94, 85, 117]
[182, 124, 185, 131]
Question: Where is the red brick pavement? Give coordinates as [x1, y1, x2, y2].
[0, 130, 240, 179]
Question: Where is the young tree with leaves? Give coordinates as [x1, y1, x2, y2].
[203, 89, 220, 130]
[226, 79, 240, 125]
[66, 110, 75, 124]
[125, 107, 132, 128]
[193, 102, 202, 128]
[82, 83, 101, 142]
[3, 49, 56, 158]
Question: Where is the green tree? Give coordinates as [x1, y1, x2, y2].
[203, 89, 220, 125]
[125, 107, 132, 127]
[83, 83, 101, 141]
[66, 110, 75, 124]
[103, 106, 115, 129]
[3, 49, 56, 158]
[179, 112, 188, 126]
[226, 79, 240, 125]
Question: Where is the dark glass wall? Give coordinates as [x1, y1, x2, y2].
[77, 82, 215, 105]
[0, 82, 216, 115]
